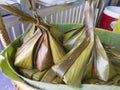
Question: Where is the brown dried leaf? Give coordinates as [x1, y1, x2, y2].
[0, 4, 36, 23]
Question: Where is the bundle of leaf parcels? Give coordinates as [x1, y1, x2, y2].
[52, 0, 120, 87]
[0, 3, 65, 83]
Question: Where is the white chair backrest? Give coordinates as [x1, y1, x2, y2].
[20, 0, 86, 24]
[43, 5, 85, 24]
[3, 15, 28, 41]
[0, 15, 28, 52]
[0, 0, 106, 52]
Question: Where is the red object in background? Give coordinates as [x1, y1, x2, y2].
[98, 6, 120, 31]
[98, 13, 117, 31]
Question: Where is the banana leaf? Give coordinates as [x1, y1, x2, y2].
[49, 26, 64, 43]
[93, 34, 116, 81]
[35, 30, 54, 71]
[83, 52, 94, 80]
[14, 29, 42, 69]
[19, 68, 38, 79]
[0, 24, 120, 90]
[32, 70, 47, 81]
[0, 55, 24, 82]
[47, 30, 65, 65]
[63, 28, 85, 51]
[22, 24, 36, 42]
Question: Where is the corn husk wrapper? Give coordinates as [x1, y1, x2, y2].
[41, 69, 56, 83]
[104, 46, 120, 74]
[32, 70, 48, 81]
[22, 24, 36, 42]
[63, 26, 85, 51]
[93, 35, 116, 81]
[52, 76, 64, 84]
[63, 28, 81, 43]
[35, 30, 54, 71]
[83, 78, 105, 84]
[83, 52, 94, 80]
[49, 26, 63, 43]
[14, 29, 42, 69]
[63, 28, 85, 51]
[19, 68, 38, 79]
[47, 30, 65, 65]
